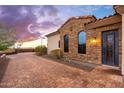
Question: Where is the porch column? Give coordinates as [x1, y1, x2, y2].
[114, 5, 124, 79]
[122, 14, 124, 76]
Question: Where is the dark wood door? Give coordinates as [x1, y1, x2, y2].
[102, 30, 118, 66]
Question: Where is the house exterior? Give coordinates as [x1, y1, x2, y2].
[46, 31, 60, 54]
[46, 5, 124, 76]
[15, 38, 47, 49]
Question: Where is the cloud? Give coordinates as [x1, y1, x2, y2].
[80, 5, 104, 14]
[0, 5, 113, 41]
[0, 5, 61, 40]
[42, 5, 58, 16]
[41, 20, 60, 29]
[19, 6, 29, 16]
[26, 5, 63, 36]
[0, 6, 36, 27]
[0, 6, 3, 15]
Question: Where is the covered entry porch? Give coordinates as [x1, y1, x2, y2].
[114, 5, 124, 78]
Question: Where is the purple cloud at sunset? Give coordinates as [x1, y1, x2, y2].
[0, 5, 114, 41]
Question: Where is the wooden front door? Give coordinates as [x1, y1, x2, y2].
[102, 30, 118, 66]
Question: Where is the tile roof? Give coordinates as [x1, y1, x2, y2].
[85, 13, 117, 26]
[85, 13, 122, 29]
[45, 15, 96, 37]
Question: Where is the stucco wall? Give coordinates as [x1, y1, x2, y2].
[47, 34, 60, 54]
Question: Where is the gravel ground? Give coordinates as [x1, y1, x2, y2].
[0, 52, 124, 88]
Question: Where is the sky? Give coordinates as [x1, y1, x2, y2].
[0, 5, 115, 41]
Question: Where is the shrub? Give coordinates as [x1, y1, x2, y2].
[0, 24, 16, 51]
[63, 56, 71, 62]
[50, 49, 63, 59]
[0, 48, 16, 55]
[35, 45, 47, 56]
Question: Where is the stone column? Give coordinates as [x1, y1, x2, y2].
[122, 14, 124, 76]
[114, 5, 124, 79]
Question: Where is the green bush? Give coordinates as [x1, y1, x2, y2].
[0, 24, 16, 51]
[0, 48, 16, 55]
[50, 49, 63, 59]
[63, 56, 71, 62]
[35, 45, 47, 56]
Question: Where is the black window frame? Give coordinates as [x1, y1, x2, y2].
[78, 31, 86, 54]
[64, 34, 69, 52]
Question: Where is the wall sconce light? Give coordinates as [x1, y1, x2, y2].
[91, 37, 97, 46]
[92, 37, 96, 43]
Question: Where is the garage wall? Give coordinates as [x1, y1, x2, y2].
[47, 34, 60, 54]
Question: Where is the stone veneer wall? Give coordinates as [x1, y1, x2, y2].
[60, 16, 122, 67]
[87, 23, 122, 66]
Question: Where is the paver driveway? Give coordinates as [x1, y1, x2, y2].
[0, 52, 124, 88]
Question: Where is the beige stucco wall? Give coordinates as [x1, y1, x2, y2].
[47, 34, 60, 54]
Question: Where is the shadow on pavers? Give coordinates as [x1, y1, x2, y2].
[41, 56, 122, 76]
[102, 69, 121, 76]
[41, 55, 97, 72]
[0, 58, 10, 83]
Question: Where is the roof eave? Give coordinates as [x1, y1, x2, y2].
[45, 31, 60, 37]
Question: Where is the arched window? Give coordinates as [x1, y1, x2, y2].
[78, 31, 86, 54]
[64, 34, 69, 52]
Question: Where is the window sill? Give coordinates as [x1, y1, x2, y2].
[78, 53, 86, 56]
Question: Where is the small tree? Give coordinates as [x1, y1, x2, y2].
[35, 45, 47, 56]
[0, 24, 16, 51]
[50, 49, 63, 59]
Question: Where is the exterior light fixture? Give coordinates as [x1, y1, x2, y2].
[91, 37, 97, 46]
[92, 37, 96, 43]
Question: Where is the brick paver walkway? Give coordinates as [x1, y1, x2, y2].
[0, 52, 124, 88]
